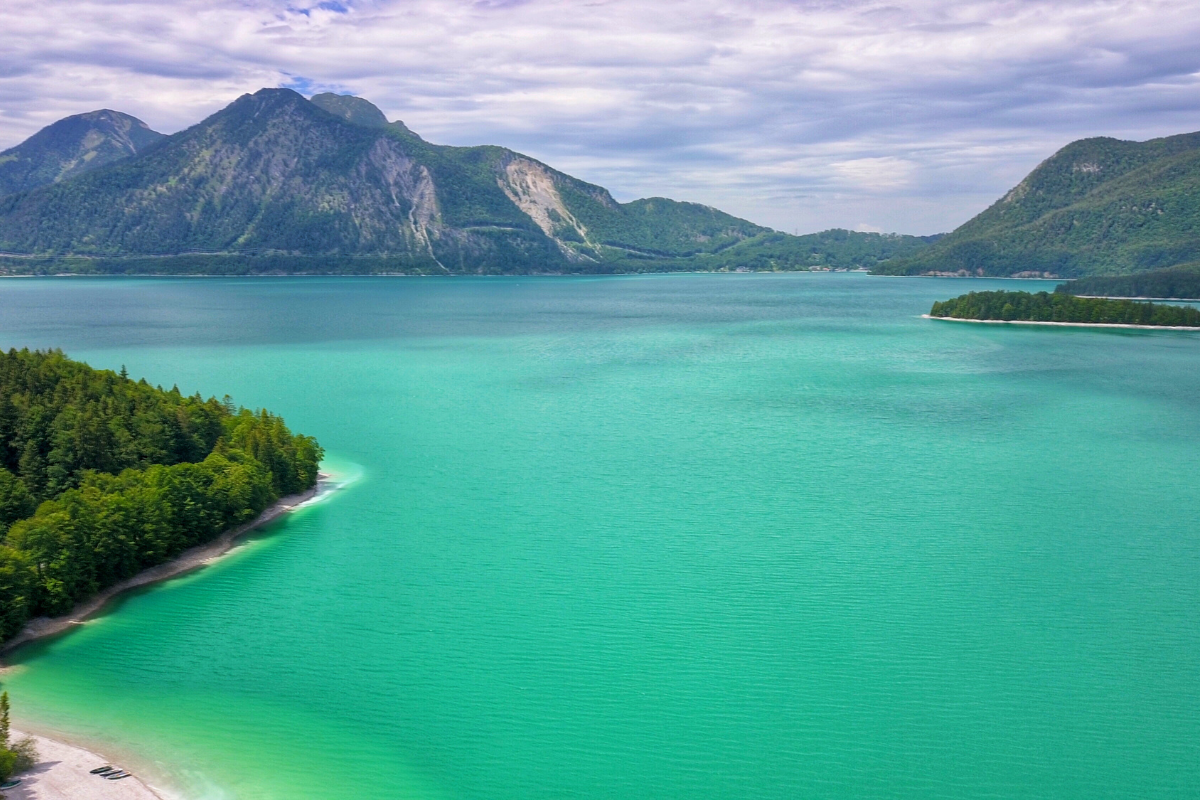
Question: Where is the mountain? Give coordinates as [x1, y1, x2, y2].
[876, 131, 1200, 277]
[0, 89, 931, 275]
[0, 110, 164, 197]
[309, 92, 389, 128]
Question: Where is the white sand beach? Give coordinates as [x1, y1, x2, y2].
[2, 730, 165, 800]
[923, 314, 1200, 330]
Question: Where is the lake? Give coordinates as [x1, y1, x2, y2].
[2, 273, 1199, 799]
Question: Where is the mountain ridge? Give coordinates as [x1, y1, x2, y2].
[876, 130, 1200, 277]
[0, 109, 164, 197]
[0, 89, 932, 275]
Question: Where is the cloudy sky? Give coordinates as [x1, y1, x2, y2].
[1, 0, 1198, 234]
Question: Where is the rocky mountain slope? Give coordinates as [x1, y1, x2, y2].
[0, 89, 930, 274]
[0, 110, 163, 197]
[876, 131, 1200, 277]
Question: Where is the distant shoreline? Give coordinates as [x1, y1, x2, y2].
[923, 314, 1200, 330]
[1073, 294, 1200, 302]
[876, 274, 1063, 280]
[0, 473, 335, 658]
[0, 271, 1063, 280]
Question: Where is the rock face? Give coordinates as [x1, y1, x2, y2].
[878, 131, 1200, 277]
[498, 157, 601, 261]
[0, 109, 164, 197]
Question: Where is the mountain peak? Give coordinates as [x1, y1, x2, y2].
[0, 109, 163, 197]
[231, 87, 310, 112]
[309, 93, 389, 128]
[878, 129, 1200, 276]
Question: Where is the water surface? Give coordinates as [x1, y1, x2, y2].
[2, 274, 1199, 799]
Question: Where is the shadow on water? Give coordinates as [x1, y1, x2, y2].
[1, 461, 361, 668]
[0, 514, 295, 669]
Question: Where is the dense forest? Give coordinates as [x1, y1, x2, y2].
[1058, 262, 1200, 299]
[0, 349, 322, 641]
[929, 290, 1200, 326]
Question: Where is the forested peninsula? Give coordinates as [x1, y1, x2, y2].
[0, 349, 322, 642]
[928, 290, 1200, 327]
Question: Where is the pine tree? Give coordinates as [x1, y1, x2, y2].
[0, 691, 10, 748]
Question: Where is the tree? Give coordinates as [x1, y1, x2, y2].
[0, 692, 38, 781]
[0, 470, 33, 530]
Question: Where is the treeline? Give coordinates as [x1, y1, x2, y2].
[1058, 263, 1200, 299]
[929, 290, 1200, 326]
[0, 234, 941, 277]
[0, 254, 441, 277]
[0, 349, 321, 641]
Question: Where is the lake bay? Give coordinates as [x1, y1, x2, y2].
[2, 274, 1199, 798]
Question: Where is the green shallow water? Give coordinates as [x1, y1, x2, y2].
[2, 274, 1200, 799]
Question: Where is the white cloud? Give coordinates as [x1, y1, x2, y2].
[0, 0, 1198, 234]
[831, 157, 917, 191]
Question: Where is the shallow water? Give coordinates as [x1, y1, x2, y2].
[2, 274, 1199, 799]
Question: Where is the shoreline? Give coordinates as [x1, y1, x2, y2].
[0, 272, 1066, 280]
[1073, 294, 1200, 302]
[923, 314, 1200, 330]
[0, 473, 340, 799]
[878, 275, 1063, 280]
[1, 473, 333, 658]
[5, 728, 168, 800]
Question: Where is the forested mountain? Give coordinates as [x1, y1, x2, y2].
[877, 131, 1200, 277]
[0, 89, 930, 274]
[0, 349, 322, 640]
[309, 92, 390, 129]
[0, 110, 163, 198]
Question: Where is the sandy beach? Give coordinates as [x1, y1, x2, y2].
[923, 314, 1200, 330]
[2, 730, 166, 800]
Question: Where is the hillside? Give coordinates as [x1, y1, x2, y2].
[0, 89, 930, 275]
[876, 132, 1200, 277]
[1057, 262, 1200, 299]
[0, 110, 163, 197]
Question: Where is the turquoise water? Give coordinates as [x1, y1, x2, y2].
[2, 274, 1200, 799]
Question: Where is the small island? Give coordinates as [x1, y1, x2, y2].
[0, 348, 323, 646]
[928, 290, 1200, 328]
